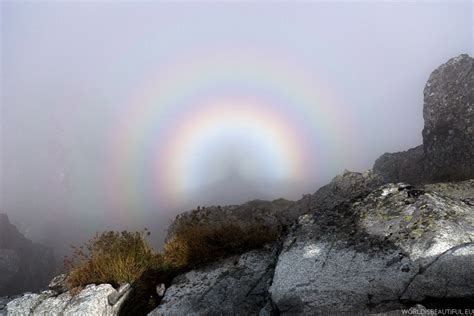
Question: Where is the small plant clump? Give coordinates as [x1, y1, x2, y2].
[164, 223, 279, 269]
[64, 229, 159, 290]
[64, 221, 279, 314]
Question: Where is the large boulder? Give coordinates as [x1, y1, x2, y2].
[0, 214, 55, 296]
[149, 247, 277, 316]
[374, 54, 474, 184]
[269, 180, 474, 314]
[271, 170, 383, 232]
[306, 169, 384, 213]
[422, 54, 474, 181]
[373, 145, 426, 184]
[5, 283, 130, 315]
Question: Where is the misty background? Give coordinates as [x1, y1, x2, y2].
[1, 1, 473, 256]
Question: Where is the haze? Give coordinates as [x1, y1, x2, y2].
[1, 1, 472, 254]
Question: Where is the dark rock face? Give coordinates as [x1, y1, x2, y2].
[308, 169, 384, 212]
[373, 145, 426, 183]
[422, 54, 474, 181]
[374, 54, 474, 184]
[149, 247, 278, 316]
[0, 214, 56, 296]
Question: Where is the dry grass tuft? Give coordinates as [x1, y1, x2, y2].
[164, 223, 279, 269]
[64, 221, 279, 314]
[64, 229, 159, 290]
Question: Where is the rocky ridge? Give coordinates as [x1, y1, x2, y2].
[2, 54, 473, 315]
[1, 278, 131, 316]
[146, 54, 474, 315]
[0, 214, 55, 297]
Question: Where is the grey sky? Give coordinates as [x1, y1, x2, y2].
[1, 1, 472, 252]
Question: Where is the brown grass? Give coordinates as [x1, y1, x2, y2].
[64, 230, 159, 289]
[164, 223, 279, 269]
[65, 221, 279, 314]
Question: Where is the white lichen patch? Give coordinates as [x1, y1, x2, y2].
[303, 244, 321, 258]
[381, 187, 398, 197]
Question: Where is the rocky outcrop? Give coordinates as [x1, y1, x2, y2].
[154, 53, 474, 314]
[47, 274, 68, 295]
[423, 54, 474, 181]
[4, 283, 131, 315]
[168, 170, 383, 241]
[373, 145, 426, 184]
[270, 180, 474, 314]
[4, 55, 473, 315]
[149, 246, 277, 316]
[166, 198, 295, 240]
[0, 214, 55, 296]
[305, 169, 384, 213]
[374, 54, 474, 184]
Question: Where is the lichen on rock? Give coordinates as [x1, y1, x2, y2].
[270, 180, 474, 314]
[149, 247, 278, 316]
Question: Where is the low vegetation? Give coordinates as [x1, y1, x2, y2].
[164, 223, 279, 268]
[64, 230, 160, 290]
[64, 220, 279, 313]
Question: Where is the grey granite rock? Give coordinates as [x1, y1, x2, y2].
[34, 291, 72, 315]
[48, 274, 68, 295]
[5, 292, 54, 315]
[307, 169, 384, 212]
[149, 247, 277, 316]
[107, 283, 131, 306]
[62, 284, 116, 315]
[373, 54, 474, 184]
[5, 283, 128, 316]
[270, 181, 474, 314]
[373, 145, 426, 184]
[0, 297, 17, 316]
[156, 284, 166, 297]
[423, 54, 474, 181]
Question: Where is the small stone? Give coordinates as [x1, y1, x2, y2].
[156, 283, 166, 297]
[107, 283, 131, 306]
[401, 263, 410, 272]
[48, 274, 68, 294]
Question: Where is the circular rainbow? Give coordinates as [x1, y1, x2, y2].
[107, 46, 357, 221]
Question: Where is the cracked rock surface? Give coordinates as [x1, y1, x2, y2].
[4, 284, 129, 316]
[270, 180, 474, 314]
[149, 247, 277, 316]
